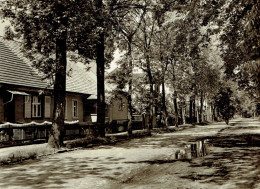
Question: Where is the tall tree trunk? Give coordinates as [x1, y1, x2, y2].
[209, 104, 212, 122]
[149, 83, 154, 130]
[161, 80, 168, 127]
[193, 97, 196, 123]
[212, 105, 216, 121]
[173, 91, 178, 127]
[95, 0, 106, 137]
[180, 105, 183, 125]
[182, 106, 186, 125]
[48, 4, 67, 148]
[127, 91, 133, 135]
[199, 93, 203, 123]
[146, 55, 154, 131]
[189, 97, 193, 124]
[153, 83, 160, 128]
[127, 39, 133, 135]
[196, 109, 200, 123]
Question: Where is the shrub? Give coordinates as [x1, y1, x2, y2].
[0, 144, 56, 165]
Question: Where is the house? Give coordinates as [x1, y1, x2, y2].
[107, 91, 128, 123]
[0, 38, 97, 125]
[105, 69, 147, 131]
[105, 90, 146, 132]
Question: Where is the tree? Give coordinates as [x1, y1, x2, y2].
[219, 1, 260, 100]
[171, 0, 226, 124]
[49, 2, 68, 148]
[152, 10, 177, 127]
[194, 0, 260, 120]
[93, 0, 106, 137]
[134, 1, 188, 128]
[93, 0, 152, 136]
[109, 3, 146, 135]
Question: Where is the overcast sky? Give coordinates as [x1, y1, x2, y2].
[0, 19, 9, 36]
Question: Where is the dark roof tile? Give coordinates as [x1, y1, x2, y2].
[0, 38, 96, 95]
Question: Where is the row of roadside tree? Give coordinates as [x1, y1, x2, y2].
[1, 0, 259, 148]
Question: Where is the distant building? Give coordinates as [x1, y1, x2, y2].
[108, 91, 128, 123]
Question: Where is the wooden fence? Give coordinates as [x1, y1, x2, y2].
[0, 119, 145, 147]
[0, 121, 95, 146]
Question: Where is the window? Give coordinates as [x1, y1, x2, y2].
[24, 96, 31, 118]
[32, 96, 41, 117]
[72, 100, 78, 118]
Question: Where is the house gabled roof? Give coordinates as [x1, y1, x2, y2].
[66, 62, 96, 95]
[0, 38, 48, 89]
[0, 38, 96, 96]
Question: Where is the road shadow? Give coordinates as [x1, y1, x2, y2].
[208, 134, 260, 147]
[0, 155, 126, 188]
[181, 134, 260, 188]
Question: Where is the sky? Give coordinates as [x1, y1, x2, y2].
[107, 49, 122, 72]
[0, 19, 9, 36]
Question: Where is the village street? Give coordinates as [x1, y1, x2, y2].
[0, 118, 260, 189]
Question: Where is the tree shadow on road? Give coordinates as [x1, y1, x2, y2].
[0, 155, 125, 188]
[181, 135, 260, 188]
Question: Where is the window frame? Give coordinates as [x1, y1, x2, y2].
[72, 99, 78, 118]
[32, 96, 42, 118]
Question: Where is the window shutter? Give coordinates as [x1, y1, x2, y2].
[24, 96, 31, 118]
[44, 96, 51, 118]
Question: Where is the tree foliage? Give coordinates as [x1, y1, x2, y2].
[219, 1, 260, 98]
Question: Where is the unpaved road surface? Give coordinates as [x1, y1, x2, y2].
[0, 118, 259, 189]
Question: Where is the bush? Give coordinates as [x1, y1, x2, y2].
[0, 144, 55, 165]
[66, 130, 151, 149]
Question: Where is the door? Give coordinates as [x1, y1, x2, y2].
[4, 94, 15, 122]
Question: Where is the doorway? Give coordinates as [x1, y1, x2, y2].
[4, 94, 15, 122]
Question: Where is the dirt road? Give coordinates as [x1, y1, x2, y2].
[0, 118, 259, 189]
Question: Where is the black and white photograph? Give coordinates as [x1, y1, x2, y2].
[0, 0, 259, 188]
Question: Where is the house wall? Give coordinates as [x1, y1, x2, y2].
[15, 95, 24, 122]
[15, 95, 53, 123]
[65, 94, 84, 122]
[0, 92, 85, 124]
[109, 95, 128, 122]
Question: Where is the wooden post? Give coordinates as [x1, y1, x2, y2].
[196, 109, 199, 123]
[8, 124, 11, 141]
